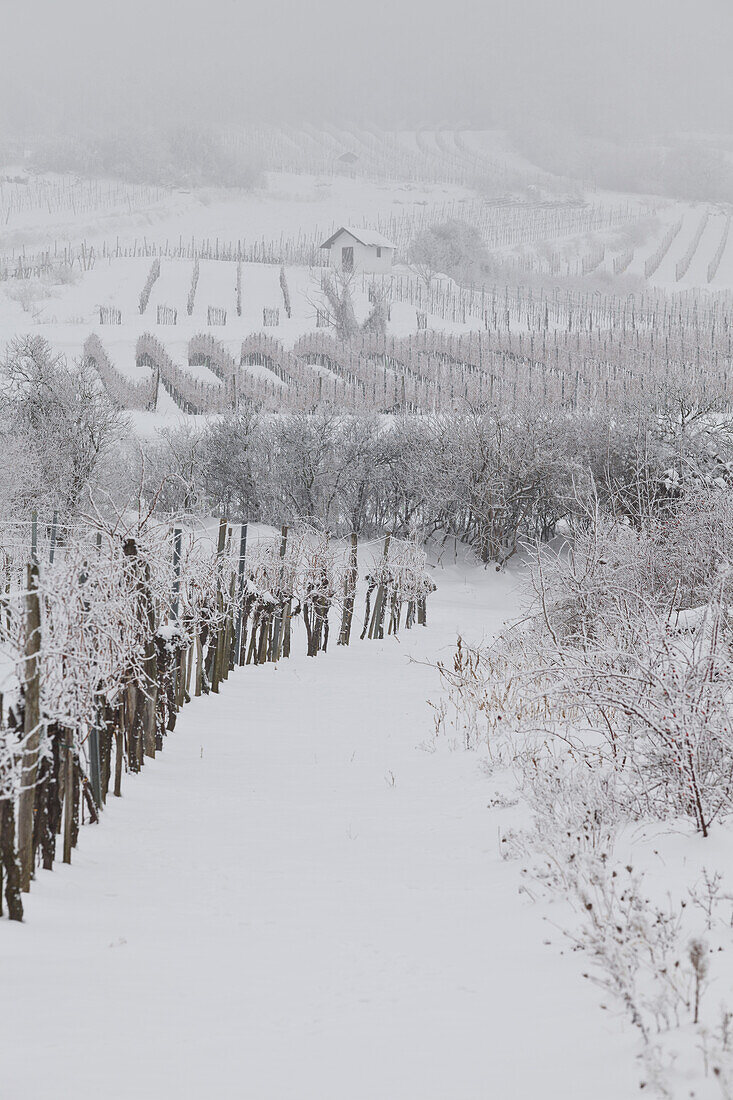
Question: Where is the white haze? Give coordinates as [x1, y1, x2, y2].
[1, 0, 732, 139]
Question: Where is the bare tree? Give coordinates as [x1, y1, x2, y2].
[0, 336, 122, 517]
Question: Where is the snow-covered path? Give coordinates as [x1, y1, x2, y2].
[2, 562, 639, 1100]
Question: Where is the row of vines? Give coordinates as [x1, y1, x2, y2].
[0, 517, 434, 921]
[84, 287, 733, 416]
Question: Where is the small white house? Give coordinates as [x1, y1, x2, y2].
[320, 226, 396, 275]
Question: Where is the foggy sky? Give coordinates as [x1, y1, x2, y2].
[1, 0, 732, 138]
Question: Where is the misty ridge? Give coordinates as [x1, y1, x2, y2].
[3, 124, 732, 209]
[0, 0, 732, 203]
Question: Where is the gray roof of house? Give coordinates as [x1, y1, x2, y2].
[320, 226, 396, 250]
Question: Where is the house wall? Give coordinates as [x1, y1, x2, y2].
[328, 231, 394, 275]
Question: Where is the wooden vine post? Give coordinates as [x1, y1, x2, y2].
[171, 527, 183, 620]
[368, 533, 391, 640]
[271, 526, 288, 661]
[87, 721, 102, 809]
[62, 727, 74, 864]
[338, 533, 358, 646]
[223, 570, 236, 680]
[224, 522, 237, 680]
[18, 559, 42, 892]
[211, 517, 228, 692]
[195, 624, 204, 698]
[122, 538, 158, 763]
[233, 521, 248, 667]
[0, 791, 23, 920]
[139, 559, 158, 760]
[113, 711, 124, 797]
[171, 526, 187, 709]
[79, 560, 103, 809]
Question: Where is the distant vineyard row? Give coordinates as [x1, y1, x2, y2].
[0, 175, 167, 226]
[84, 302, 733, 418]
[0, 194, 643, 282]
[220, 125, 587, 192]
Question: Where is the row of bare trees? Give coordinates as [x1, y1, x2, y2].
[143, 371, 733, 565]
[4, 336, 733, 572]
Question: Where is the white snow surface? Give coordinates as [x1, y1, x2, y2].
[1, 560, 640, 1099]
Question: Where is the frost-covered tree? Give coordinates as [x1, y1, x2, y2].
[318, 269, 360, 341]
[201, 410, 261, 518]
[410, 219, 492, 288]
[0, 336, 121, 517]
[141, 421, 207, 515]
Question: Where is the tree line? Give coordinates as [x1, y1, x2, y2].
[2, 335, 732, 567]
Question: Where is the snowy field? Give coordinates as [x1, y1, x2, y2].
[1, 555, 641, 1100]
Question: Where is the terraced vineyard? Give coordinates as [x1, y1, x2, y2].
[83, 282, 733, 417]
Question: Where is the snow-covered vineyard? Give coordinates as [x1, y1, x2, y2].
[81, 287, 733, 416]
[4, 102, 733, 1100]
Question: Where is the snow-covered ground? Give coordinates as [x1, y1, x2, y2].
[1, 557, 640, 1099]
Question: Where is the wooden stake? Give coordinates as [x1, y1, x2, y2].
[18, 562, 42, 891]
[338, 533, 358, 646]
[272, 526, 288, 661]
[368, 533, 391, 641]
[195, 629, 204, 697]
[234, 522, 248, 665]
[87, 723, 102, 810]
[0, 799, 23, 920]
[62, 729, 74, 864]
